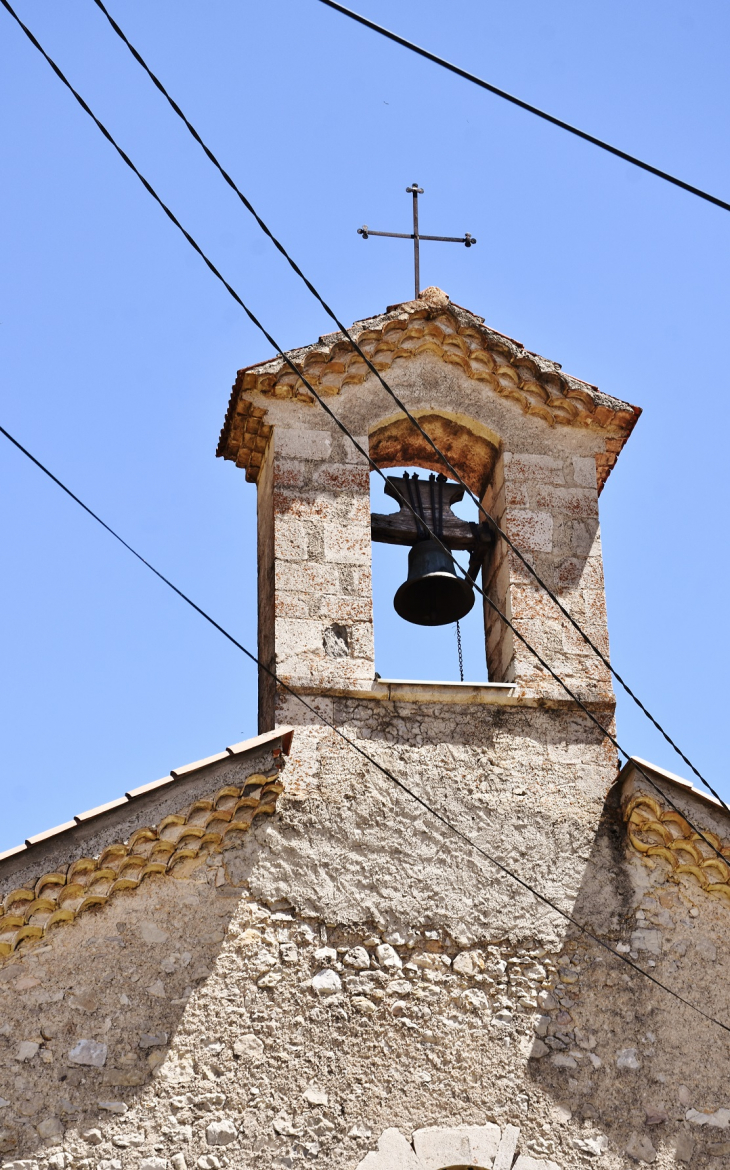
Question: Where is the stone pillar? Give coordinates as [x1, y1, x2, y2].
[494, 451, 612, 700]
[256, 426, 375, 731]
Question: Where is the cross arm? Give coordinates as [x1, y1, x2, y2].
[358, 226, 476, 245]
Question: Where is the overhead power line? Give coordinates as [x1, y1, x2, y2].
[316, 0, 730, 216]
[2, 418, 729, 1041]
[88, 0, 725, 813]
[4, 0, 728, 860]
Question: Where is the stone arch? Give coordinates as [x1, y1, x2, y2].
[368, 409, 501, 499]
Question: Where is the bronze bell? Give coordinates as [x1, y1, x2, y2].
[393, 537, 475, 626]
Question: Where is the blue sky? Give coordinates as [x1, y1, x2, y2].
[1, 0, 729, 849]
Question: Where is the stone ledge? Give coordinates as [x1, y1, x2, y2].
[278, 678, 615, 711]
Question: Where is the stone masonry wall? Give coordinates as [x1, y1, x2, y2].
[2, 761, 730, 1170]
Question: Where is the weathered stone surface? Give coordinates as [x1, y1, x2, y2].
[67, 1039, 107, 1067]
[514, 1157, 562, 1170]
[35, 1117, 62, 1139]
[626, 1133, 657, 1163]
[233, 1033, 264, 1059]
[1, 304, 729, 1170]
[14, 1042, 38, 1063]
[343, 946, 370, 969]
[686, 1108, 730, 1128]
[413, 1123, 501, 1169]
[494, 1124, 521, 1170]
[205, 1119, 237, 1146]
[356, 1127, 422, 1169]
[311, 969, 341, 996]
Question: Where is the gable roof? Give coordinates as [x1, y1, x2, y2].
[217, 287, 641, 493]
[0, 727, 293, 959]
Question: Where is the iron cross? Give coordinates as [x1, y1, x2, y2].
[358, 184, 476, 300]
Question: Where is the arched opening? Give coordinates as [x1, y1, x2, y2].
[368, 411, 510, 684]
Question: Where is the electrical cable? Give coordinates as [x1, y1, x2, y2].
[316, 0, 730, 216]
[86, 0, 727, 815]
[7, 0, 730, 870]
[4, 0, 728, 867]
[2, 418, 729, 1039]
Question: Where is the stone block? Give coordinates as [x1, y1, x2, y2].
[276, 428, 332, 461]
[36, 1118, 62, 1140]
[506, 510, 553, 553]
[626, 1133, 657, 1162]
[312, 969, 341, 996]
[273, 458, 307, 489]
[356, 1128, 422, 1170]
[573, 456, 597, 487]
[348, 622, 375, 659]
[233, 1034, 264, 1060]
[630, 929, 662, 955]
[274, 517, 309, 562]
[317, 595, 373, 623]
[513, 1157, 562, 1170]
[505, 483, 529, 507]
[102, 1070, 146, 1086]
[273, 488, 339, 521]
[494, 1125, 521, 1170]
[413, 1124, 501, 1170]
[68, 1040, 107, 1067]
[205, 1119, 237, 1146]
[276, 619, 325, 661]
[412, 1126, 471, 1169]
[275, 594, 311, 620]
[505, 452, 565, 484]
[276, 561, 336, 595]
[323, 523, 370, 564]
[15, 1042, 38, 1062]
[314, 464, 370, 492]
[533, 485, 598, 520]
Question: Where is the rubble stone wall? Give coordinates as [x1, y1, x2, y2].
[2, 757, 730, 1170]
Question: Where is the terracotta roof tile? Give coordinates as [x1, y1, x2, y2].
[0, 727, 294, 960]
[217, 289, 640, 493]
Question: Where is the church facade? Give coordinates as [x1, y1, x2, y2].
[1, 288, 729, 1170]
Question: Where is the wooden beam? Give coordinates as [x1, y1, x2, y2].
[371, 511, 493, 551]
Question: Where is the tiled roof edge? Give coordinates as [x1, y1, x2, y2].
[0, 726, 294, 865]
[617, 755, 726, 813]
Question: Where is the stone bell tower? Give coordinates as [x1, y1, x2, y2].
[218, 285, 639, 742]
[211, 288, 673, 1169]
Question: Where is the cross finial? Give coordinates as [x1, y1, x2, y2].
[357, 184, 476, 300]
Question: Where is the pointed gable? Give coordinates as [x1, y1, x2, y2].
[217, 287, 640, 493]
